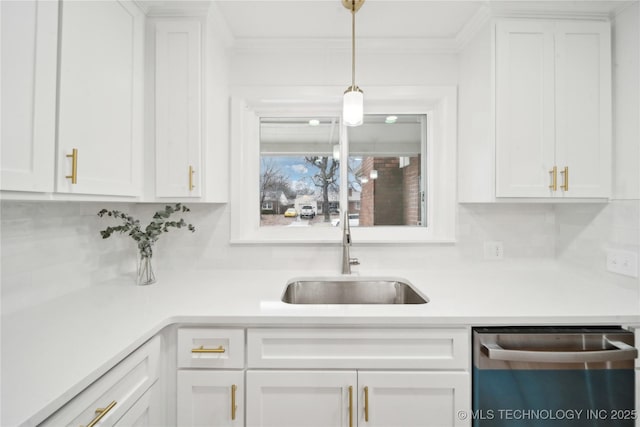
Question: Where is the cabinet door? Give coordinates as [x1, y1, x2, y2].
[636, 370, 639, 427]
[155, 21, 202, 198]
[246, 370, 357, 427]
[113, 382, 162, 427]
[495, 21, 556, 198]
[41, 336, 161, 427]
[56, 0, 143, 196]
[177, 371, 244, 427]
[1, 0, 58, 192]
[555, 21, 611, 198]
[358, 371, 470, 427]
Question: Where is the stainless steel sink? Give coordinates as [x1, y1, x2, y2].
[281, 277, 428, 305]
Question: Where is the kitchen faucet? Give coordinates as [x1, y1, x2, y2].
[341, 211, 360, 274]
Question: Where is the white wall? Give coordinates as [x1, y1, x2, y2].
[611, 2, 640, 200]
[457, 23, 493, 202]
[230, 45, 459, 88]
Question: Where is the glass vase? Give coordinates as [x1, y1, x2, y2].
[137, 254, 156, 286]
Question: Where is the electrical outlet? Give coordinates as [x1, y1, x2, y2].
[483, 241, 504, 260]
[606, 249, 639, 278]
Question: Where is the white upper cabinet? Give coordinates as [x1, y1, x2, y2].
[495, 19, 611, 199]
[154, 20, 202, 198]
[554, 22, 612, 198]
[56, 0, 144, 196]
[1, 0, 58, 192]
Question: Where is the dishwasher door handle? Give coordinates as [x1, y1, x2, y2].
[483, 340, 638, 363]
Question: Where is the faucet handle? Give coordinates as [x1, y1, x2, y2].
[350, 258, 360, 266]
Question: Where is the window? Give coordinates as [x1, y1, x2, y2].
[259, 117, 340, 227]
[347, 114, 426, 227]
[230, 86, 457, 243]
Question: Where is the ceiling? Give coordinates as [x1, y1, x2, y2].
[142, 0, 634, 42]
[215, 0, 631, 41]
[215, 1, 484, 40]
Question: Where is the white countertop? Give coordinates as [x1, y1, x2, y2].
[2, 261, 639, 426]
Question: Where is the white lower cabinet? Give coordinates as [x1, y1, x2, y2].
[633, 326, 640, 427]
[176, 328, 246, 426]
[246, 370, 356, 427]
[114, 382, 162, 427]
[174, 327, 470, 427]
[358, 371, 469, 427]
[177, 370, 244, 426]
[245, 328, 471, 427]
[41, 336, 161, 426]
[245, 370, 468, 427]
[636, 370, 640, 427]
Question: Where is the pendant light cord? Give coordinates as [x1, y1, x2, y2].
[351, 1, 356, 89]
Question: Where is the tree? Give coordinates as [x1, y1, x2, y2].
[260, 158, 293, 215]
[304, 156, 339, 222]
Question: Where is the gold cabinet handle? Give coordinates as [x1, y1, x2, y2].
[548, 166, 557, 191]
[231, 384, 238, 420]
[191, 345, 225, 353]
[560, 166, 569, 191]
[364, 386, 369, 422]
[348, 386, 353, 427]
[188, 165, 195, 191]
[66, 148, 78, 184]
[81, 400, 117, 427]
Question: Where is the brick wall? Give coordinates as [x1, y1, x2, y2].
[402, 155, 421, 225]
[359, 157, 375, 226]
[372, 157, 404, 225]
[359, 156, 421, 226]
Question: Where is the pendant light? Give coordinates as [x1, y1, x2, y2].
[342, 0, 365, 127]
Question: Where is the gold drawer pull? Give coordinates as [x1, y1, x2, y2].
[364, 386, 369, 422]
[560, 166, 569, 191]
[231, 384, 238, 420]
[189, 165, 195, 191]
[191, 345, 226, 353]
[82, 400, 116, 427]
[66, 148, 78, 184]
[548, 166, 557, 191]
[348, 386, 353, 427]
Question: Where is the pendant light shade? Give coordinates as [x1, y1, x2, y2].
[342, 0, 365, 127]
[343, 86, 363, 126]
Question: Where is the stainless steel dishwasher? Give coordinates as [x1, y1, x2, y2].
[473, 326, 637, 426]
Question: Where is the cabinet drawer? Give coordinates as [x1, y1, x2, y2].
[247, 328, 469, 369]
[41, 335, 161, 427]
[178, 328, 245, 369]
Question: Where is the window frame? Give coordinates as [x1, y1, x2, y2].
[230, 86, 457, 244]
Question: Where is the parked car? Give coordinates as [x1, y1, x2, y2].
[300, 205, 316, 219]
[284, 208, 297, 217]
[331, 213, 359, 227]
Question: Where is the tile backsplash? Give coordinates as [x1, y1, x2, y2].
[2, 200, 637, 314]
[556, 200, 640, 278]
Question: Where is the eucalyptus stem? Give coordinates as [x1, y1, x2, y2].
[98, 203, 195, 259]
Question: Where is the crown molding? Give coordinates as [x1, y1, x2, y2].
[455, 4, 492, 51]
[487, 2, 615, 21]
[610, 0, 639, 19]
[231, 37, 460, 54]
[142, 0, 213, 17]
